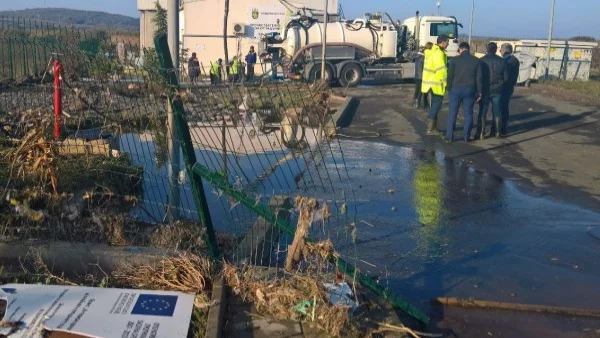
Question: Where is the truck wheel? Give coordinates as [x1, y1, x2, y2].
[309, 64, 333, 83]
[338, 63, 362, 87]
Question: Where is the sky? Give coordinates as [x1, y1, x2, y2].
[0, 0, 599, 39]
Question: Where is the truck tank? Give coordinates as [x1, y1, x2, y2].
[280, 19, 398, 59]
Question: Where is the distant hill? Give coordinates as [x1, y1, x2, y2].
[0, 8, 139, 30]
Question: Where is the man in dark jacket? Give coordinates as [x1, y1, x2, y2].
[414, 46, 426, 108]
[477, 42, 508, 139]
[498, 43, 520, 136]
[245, 46, 257, 81]
[444, 42, 483, 143]
[413, 43, 433, 109]
[188, 52, 200, 84]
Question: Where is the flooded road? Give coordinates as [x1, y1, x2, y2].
[332, 139, 600, 316]
[121, 132, 600, 333]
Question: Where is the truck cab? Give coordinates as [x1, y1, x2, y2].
[402, 16, 461, 57]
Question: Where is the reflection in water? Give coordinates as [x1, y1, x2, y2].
[414, 161, 443, 226]
[413, 161, 446, 260]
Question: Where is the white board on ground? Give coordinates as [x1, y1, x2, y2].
[0, 284, 194, 338]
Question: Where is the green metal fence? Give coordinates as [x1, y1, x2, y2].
[0, 17, 428, 324]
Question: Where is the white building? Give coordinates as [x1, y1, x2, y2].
[138, 0, 339, 74]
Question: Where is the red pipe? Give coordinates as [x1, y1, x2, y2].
[53, 59, 63, 140]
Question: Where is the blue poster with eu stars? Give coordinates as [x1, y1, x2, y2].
[0, 284, 194, 338]
[132, 294, 178, 317]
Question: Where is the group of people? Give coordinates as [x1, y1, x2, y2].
[187, 46, 258, 85]
[415, 35, 520, 142]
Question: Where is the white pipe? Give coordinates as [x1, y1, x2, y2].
[167, 0, 181, 221]
[468, 0, 474, 48]
[545, 0, 556, 80]
[321, 0, 328, 80]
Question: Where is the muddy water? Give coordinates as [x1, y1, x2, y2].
[120, 133, 600, 315]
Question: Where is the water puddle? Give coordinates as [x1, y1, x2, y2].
[121, 134, 600, 312]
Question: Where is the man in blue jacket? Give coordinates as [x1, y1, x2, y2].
[188, 52, 200, 84]
[444, 42, 483, 143]
[245, 46, 257, 81]
[498, 43, 520, 136]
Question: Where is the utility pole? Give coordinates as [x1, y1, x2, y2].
[167, 0, 181, 221]
[224, 0, 230, 76]
[468, 0, 474, 48]
[321, 0, 328, 81]
[545, 0, 556, 80]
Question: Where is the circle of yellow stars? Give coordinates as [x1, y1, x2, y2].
[140, 298, 172, 312]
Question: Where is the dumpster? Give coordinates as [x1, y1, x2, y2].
[513, 52, 537, 86]
[516, 40, 598, 81]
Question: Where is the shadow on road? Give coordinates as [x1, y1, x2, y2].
[453, 112, 598, 160]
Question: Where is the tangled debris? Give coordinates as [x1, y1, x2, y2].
[285, 196, 319, 271]
[223, 263, 357, 337]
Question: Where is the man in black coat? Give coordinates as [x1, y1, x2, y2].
[413, 43, 433, 109]
[498, 43, 520, 136]
[444, 42, 483, 143]
[188, 52, 200, 84]
[477, 42, 508, 139]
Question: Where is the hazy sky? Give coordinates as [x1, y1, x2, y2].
[1, 0, 598, 39]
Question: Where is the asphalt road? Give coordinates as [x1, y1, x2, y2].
[340, 83, 600, 211]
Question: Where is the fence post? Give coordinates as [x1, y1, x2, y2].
[53, 57, 63, 140]
[153, 34, 220, 260]
[8, 38, 14, 80]
[22, 37, 27, 77]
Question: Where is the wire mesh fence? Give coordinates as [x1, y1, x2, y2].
[0, 17, 428, 324]
[0, 16, 359, 267]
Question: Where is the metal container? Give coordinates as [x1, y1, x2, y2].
[513, 52, 536, 86]
[517, 40, 598, 81]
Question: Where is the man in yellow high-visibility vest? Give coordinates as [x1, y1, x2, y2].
[421, 35, 450, 135]
[229, 56, 242, 83]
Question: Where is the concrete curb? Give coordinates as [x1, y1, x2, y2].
[327, 96, 358, 135]
[205, 276, 227, 338]
[0, 241, 174, 276]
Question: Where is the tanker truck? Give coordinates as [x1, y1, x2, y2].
[261, 12, 462, 87]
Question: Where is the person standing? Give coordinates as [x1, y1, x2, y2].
[477, 42, 508, 139]
[444, 42, 483, 143]
[422, 35, 450, 135]
[188, 52, 200, 84]
[229, 56, 242, 83]
[245, 46, 257, 81]
[210, 58, 222, 85]
[499, 43, 520, 136]
[413, 43, 433, 109]
[414, 46, 426, 109]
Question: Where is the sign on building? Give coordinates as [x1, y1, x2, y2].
[247, 6, 292, 39]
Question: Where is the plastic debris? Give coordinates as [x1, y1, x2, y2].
[294, 300, 312, 316]
[9, 198, 44, 222]
[323, 282, 358, 311]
